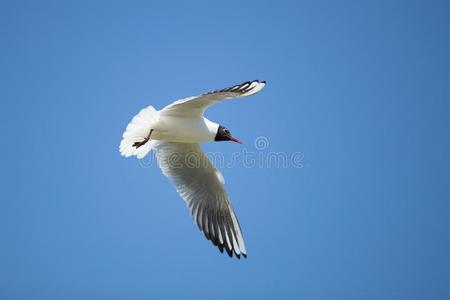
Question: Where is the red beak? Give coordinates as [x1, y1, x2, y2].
[230, 136, 242, 144]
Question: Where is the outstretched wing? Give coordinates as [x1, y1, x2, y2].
[153, 141, 247, 258]
[160, 80, 266, 117]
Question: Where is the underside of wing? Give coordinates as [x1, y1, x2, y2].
[160, 80, 266, 117]
[153, 141, 247, 258]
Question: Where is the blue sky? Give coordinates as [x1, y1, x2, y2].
[1, 0, 449, 299]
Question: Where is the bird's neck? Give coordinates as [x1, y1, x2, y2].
[203, 118, 220, 141]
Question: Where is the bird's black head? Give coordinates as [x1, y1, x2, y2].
[215, 125, 242, 144]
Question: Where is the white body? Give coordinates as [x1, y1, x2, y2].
[152, 115, 219, 143]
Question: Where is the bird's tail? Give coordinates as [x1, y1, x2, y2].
[119, 105, 159, 159]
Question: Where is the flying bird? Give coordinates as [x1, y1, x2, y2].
[119, 80, 266, 258]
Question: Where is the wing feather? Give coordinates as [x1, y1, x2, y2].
[160, 80, 266, 117]
[153, 141, 247, 258]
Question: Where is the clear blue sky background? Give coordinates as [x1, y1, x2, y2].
[1, 0, 449, 299]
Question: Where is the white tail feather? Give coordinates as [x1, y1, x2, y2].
[119, 106, 159, 159]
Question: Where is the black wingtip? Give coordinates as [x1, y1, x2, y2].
[225, 247, 233, 257]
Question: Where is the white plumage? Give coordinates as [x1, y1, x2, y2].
[119, 106, 159, 159]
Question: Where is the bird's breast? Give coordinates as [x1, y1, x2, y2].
[151, 116, 217, 143]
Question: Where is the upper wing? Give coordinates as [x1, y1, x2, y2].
[153, 141, 247, 258]
[160, 80, 266, 117]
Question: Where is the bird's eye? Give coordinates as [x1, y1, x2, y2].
[224, 129, 229, 134]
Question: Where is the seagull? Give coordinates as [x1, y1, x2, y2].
[119, 80, 266, 258]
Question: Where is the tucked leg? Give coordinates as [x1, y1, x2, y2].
[133, 129, 153, 149]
